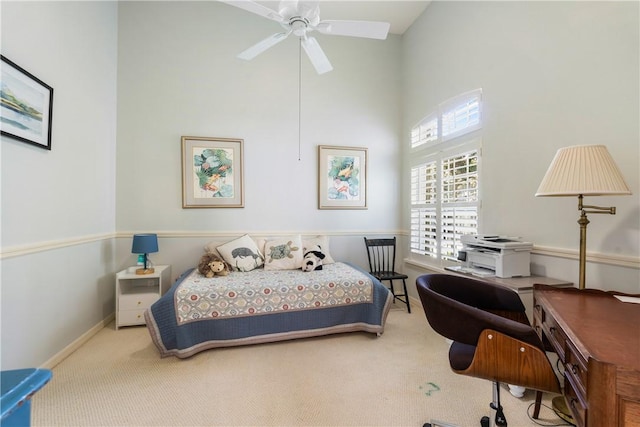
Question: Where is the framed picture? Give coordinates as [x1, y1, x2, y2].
[181, 136, 244, 208]
[318, 145, 367, 210]
[1, 55, 54, 150]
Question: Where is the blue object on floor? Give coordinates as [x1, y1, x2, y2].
[1, 369, 52, 427]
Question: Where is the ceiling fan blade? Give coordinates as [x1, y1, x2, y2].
[316, 20, 390, 40]
[238, 31, 291, 60]
[301, 36, 333, 75]
[219, 0, 284, 23]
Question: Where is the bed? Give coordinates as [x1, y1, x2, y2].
[145, 262, 393, 358]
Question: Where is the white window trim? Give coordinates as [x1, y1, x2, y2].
[408, 88, 483, 267]
[410, 88, 483, 151]
[440, 88, 482, 142]
[409, 139, 482, 267]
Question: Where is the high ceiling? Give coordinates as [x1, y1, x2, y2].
[254, 1, 432, 35]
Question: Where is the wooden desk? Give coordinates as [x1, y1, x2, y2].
[533, 285, 640, 427]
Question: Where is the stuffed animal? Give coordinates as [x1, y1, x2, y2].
[302, 245, 326, 272]
[198, 252, 230, 278]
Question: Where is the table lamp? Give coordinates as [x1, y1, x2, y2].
[535, 145, 631, 289]
[131, 233, 158, 275]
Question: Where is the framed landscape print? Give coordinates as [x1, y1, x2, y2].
[318, 145, 367, 210]
[181, 136, 244, 208]
[1, 55, 54, 150]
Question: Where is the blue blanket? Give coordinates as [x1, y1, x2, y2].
[145, 262, 392, 358]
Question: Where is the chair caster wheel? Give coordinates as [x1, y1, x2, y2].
[480, 416, 490, 427]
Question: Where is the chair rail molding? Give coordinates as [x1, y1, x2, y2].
[0, 232, 114, 260]
[532, 245, 639, 269]
[1, 230, 405, 259]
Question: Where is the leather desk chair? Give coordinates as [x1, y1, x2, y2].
[416, 274, 560, 427]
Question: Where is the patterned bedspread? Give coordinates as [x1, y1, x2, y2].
[176, 262, 373, 323]
[145, 262, 392, 358]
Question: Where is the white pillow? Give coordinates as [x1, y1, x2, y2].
[263, 235, 304, 271]
[216, 235, 264, 272]
[302, 235, 335, 264]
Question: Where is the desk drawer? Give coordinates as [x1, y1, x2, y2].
[533, 298, 544, 337]
[565, 339, 587, 398]
[564, 374, 587, 427]
[534, 301, 567, 361]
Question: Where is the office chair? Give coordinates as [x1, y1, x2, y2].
[416, 274, 560, 427]
[364, 237, 410, 313]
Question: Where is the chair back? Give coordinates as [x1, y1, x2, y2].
[416, 274, 540, 350]
[364, 237, 398, 275]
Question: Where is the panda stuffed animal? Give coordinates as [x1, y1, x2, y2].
[302, 245, 326, 272]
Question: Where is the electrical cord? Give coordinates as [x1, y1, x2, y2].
[526, 401, 574, 427]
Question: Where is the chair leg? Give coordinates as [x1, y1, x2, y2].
[387, 280, 396, 302]
[424, 383, 509, 427]
[532, 391, 543, 419]
[401, 278, 411, 313]
[490, 382, 507, 426]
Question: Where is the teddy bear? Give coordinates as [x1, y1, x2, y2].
[198, 252, 230, 278]
[302, 245, 326, 272]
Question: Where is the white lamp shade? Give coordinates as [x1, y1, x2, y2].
[535, 145, 631, 197]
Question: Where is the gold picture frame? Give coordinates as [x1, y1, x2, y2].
[181, 136, 244, 208]
[318, 145, 367, 210]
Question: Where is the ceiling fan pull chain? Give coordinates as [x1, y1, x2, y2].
[298, 38, 302, 161]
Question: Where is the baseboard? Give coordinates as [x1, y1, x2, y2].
[41, 313, 115, 370]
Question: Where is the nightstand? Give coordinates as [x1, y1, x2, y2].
[115, 265, 171, 329]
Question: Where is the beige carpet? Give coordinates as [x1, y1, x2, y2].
[32, 303, 567, 426]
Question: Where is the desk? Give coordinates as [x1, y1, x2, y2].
[533, 285, 640, 427]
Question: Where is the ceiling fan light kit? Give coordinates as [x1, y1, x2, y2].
[221, 0, 391, 74]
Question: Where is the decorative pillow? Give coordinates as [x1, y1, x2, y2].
[263, 235, 304, 271]
[302, 235, 335, 264]
[216, 235, 264, 272]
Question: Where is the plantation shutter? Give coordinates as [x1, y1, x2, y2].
[410, 161, 437, 257]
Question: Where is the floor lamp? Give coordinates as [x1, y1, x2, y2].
[535, 144, 631, 290]
[535, 144, 631, 423]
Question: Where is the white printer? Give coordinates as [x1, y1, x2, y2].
[460, 234, 533, 278]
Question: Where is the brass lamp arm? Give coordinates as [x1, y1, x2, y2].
[578, 195, 616, 215]
[581, 206, 616, 215]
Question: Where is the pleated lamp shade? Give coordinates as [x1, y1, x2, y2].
[536, 145, 631, 197]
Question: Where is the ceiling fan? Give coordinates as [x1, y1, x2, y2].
[220, 0, 391, 74]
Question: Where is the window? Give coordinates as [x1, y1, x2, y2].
[441, 94, 481, 140]
[411, 113, 438, 149]
[409, 89, 482, 262]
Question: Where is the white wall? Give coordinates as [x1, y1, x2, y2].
[114, 2, 403, 273]
[1, 1, 118, 369]
[401, 1, 640, 293]
[2, 0, 638, 370]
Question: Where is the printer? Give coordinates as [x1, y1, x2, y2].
[460, 234, 533, 278]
